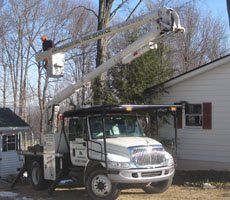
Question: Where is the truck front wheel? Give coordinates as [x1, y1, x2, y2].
[142, 178, 172, 194]
[30, 161, 50, 190]
[86, 169, 120, 200]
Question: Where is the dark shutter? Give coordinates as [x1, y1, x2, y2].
[2, 135, 7, 152]
[203, 102, 212, 129]
[177, 107, 182, 129]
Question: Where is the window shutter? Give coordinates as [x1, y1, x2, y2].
[2, 135, 7, 152]
[203, 102, 212, 129]
[177, 107, 182, 129]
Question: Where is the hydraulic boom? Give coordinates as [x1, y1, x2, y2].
[36, 7, 184, 110]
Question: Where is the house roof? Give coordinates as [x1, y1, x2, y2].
[144, 54, 230, 94]
[0, 108, 29, 128]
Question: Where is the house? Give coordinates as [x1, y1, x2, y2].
[0, 108, 31, 179]
[144, 54, 230, 171]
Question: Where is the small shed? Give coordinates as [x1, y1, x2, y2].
[145, 55, 230, 171]
[0, 108, 31, 179]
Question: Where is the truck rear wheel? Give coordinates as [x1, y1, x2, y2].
[30, 161, 50, 190]
[86, 169, 120, 200]
[142, 178, 172, 194]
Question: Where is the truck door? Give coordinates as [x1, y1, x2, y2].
[69, 117, 88, 166]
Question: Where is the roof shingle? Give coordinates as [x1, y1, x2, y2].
[0, 108, 29, 127]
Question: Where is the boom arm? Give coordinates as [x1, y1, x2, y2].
[36, 7, 184, 62]
[50, 30, 175, 107]
[39, 7, 184, 132]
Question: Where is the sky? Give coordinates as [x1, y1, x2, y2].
[198, 0, 228, 16]
[109, 0, 229, 16]
[107, 0, 230, 34]
[195, 0, 230, 43]
[29, 0, 229, 108]
[2, 0, 230, 108]
[198, 0, 229, 30]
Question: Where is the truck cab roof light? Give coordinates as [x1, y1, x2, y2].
[170, 106, 177, 112]
[126, 106, 133, 112]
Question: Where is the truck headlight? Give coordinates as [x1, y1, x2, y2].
[163, 152, 174, 166]
[163, 157, 174, 166]
[107, 161, 131, 169]
[107, 153, 130, 169]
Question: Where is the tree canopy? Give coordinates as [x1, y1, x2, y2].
[105, 46, 173, 104]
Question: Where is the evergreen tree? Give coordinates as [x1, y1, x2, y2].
[106, 45, 173, 104]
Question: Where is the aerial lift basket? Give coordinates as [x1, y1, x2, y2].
[36, 49, 65, 78]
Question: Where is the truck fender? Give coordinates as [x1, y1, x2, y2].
[83, 160, 104, 184]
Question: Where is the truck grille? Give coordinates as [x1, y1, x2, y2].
[129, 146, 165, 167]
[141, 171, 162, 177]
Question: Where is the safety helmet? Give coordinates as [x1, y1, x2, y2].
[41, 35, 47, 42]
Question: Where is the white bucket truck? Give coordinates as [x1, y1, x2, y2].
[12, 7, 184, 200]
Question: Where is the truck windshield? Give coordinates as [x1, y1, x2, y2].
[89, 115, 144, 139]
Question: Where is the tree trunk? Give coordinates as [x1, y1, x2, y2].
[37, 62, 48, 134]
[96, 0, 112, 67]
[2, 64, 6, 107]
[93, 0, 114, 104]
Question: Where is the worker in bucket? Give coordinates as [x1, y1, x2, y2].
[41, 35, 54, 68]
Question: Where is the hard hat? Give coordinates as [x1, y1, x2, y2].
[41, 35, 47, 42]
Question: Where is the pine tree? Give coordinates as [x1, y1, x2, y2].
[106, 46, 173, 104]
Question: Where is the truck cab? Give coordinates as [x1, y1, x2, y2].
[53, 105, 178, 199]
[17, 104, 179, 200]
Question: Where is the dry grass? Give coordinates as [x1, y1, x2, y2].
[2, 185, 229, 200]
[119, 186, 230, 200]
[1, 171, 230, 200]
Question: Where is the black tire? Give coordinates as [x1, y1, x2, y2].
[142, 178, 172, 194]
[30, 160, 51, 190]
[86, 169, 120, 200]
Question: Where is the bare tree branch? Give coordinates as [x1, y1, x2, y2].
[75, 5, 98, 18]
[125, 0, 143, 21]
[110, 0, 129, 19]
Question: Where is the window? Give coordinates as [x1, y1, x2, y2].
[69, 118, 87, 140]
[89, 115, 144, 139]
[2, 135, 17, 152]
[177, 102, 212, 129]
[185, 104, 202, 127]
[89, 117, 103, 139]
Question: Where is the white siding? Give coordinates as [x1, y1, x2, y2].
[0, 134, 23, 179]
[0, 151, 23, 179]
[158, 61, 230, 170]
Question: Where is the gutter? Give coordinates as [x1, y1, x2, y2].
[0, 126, 31, 132]
[144, 54, 230, 94]
[163, 55, 230, 88]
